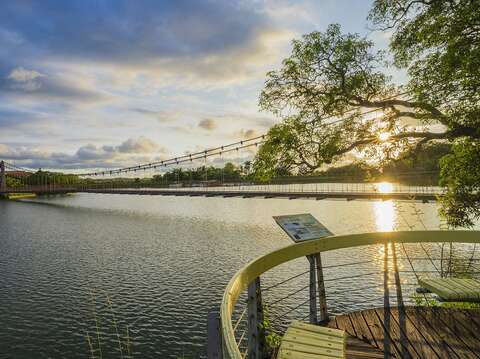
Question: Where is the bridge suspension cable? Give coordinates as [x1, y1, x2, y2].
[75, 91, 414, 177]
[2, 90, 420, 176]
[3, 161, 35, 173]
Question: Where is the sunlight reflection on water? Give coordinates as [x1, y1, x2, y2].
[374, 200, 396, 232]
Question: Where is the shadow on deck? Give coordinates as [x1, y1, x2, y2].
[327, 306, 480, 358]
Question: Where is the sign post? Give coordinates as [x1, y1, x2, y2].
[273, 214, 332, 323]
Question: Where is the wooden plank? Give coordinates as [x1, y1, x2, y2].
[279, 341, 344, 358]
[419, 278, 458, 300]
[360, 309, 397, 357]
[327, 317, 339, 329]
[450, 279, 480, 300]
[335, 314, 357, 337]
[278, 348, 338, 359]
[459, 309, 480, 332]
[403, 307, 458, 359]
[290, 321, 345, 338]
[282, 333, 344, 352]
[285, 328, 345, 345]
[389, 307, 440, 359]
[436, 279, 474, 300]
[327, 318, 385, 359]
[418, 307, 480, 358]
[374, 308, 417, 359]
[345, 336, 384, 359]
[349, 310, 378, 348]
[411, 307, 477, 359]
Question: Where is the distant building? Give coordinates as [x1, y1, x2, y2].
[6, 171, 31, 178]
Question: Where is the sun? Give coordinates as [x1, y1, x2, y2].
[377, 182, 393, 193]
[378, 132, 391, 141]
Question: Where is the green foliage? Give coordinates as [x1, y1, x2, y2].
[412, 293, 480, 310]
[260, 304, 282, 353]
[439, 139, 480, 227]
[260, 24, 391, 118]
[26, 170, 82, 186]
[254, 0, 480, 226]
[152, 162, 245, 184]
[370, 0, 480, 131]
[411, 293, 438, 307]
[6, 176, 23, 188]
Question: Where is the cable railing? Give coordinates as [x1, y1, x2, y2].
[1, 181, 446, 197]
[217, 231, 480, 359]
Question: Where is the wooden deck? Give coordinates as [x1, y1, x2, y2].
[327, 306, 480, 358]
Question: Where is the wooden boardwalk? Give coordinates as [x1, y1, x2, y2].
[327, 306, 480, 358]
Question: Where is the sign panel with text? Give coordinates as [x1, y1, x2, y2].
[273, 213, 333, 242]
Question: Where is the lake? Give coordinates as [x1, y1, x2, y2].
[1, 193, 477, 358]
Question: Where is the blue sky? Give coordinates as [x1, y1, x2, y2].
[0, 0, 389, 171]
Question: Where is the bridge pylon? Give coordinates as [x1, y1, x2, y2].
[0, 160, 5, 191]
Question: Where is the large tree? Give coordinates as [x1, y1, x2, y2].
[254, 0, 480, 227]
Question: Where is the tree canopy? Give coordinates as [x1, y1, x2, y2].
[254, 0, 480, 226]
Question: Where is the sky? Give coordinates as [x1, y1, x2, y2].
[0, 0, 390, 171]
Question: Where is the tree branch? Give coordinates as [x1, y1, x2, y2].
[352, 96, 446, 119]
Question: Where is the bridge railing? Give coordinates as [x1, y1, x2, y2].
[1, 180, 445, 197]
[218, 231, 480, 359]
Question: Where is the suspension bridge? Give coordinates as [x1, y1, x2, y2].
[0, 93, 445, 202]
[0, 157, 442, 201]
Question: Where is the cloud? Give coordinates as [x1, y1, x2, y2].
[0, 1, 270, 62]
[7, 67, 45, 90]
[0, 0, 302, 162]
[129, 108, 179, 123]
[0, 108, 43, 128]
[1, 66, 110, 104]
[235, 128, 259, 139]
[198, 118, 217, 131]
[0, 1, 294, 91]
[117, 137, 162, 153]
[0, 137, 169, 170]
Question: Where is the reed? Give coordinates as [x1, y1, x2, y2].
[86, 290, 133, 358]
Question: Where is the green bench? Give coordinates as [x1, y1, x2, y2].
[418, 278, 480, 302]
[278, 321, 346, 359]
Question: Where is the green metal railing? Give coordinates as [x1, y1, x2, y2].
[219, 230, 480, 359]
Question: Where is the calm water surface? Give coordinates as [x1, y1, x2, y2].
[0, 194, 477, 358]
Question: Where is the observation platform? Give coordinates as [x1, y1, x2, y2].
[214, 231, 480, 359]
[329, 306, 480, 358]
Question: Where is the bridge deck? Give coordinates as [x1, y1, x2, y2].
[1, 188, 438, 201]
[327, 306, 480, 358]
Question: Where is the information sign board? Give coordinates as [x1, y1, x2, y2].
[273, 213, 333, 242]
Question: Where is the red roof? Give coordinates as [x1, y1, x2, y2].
[6, 171, 31, 177]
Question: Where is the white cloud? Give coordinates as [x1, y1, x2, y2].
[0, 137, 169, 170]
[117, 137, 163, 153]
[7, 67, 46, 91]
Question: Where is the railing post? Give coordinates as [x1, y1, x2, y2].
[307, 255, 318, 324]
[0, 161, 6, 191]
[247, 277, 265, 359]
[207, 308, 223, 359]
[314, 253, 328, 322]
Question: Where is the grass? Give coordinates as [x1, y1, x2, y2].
[86, 290, 133, 359]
